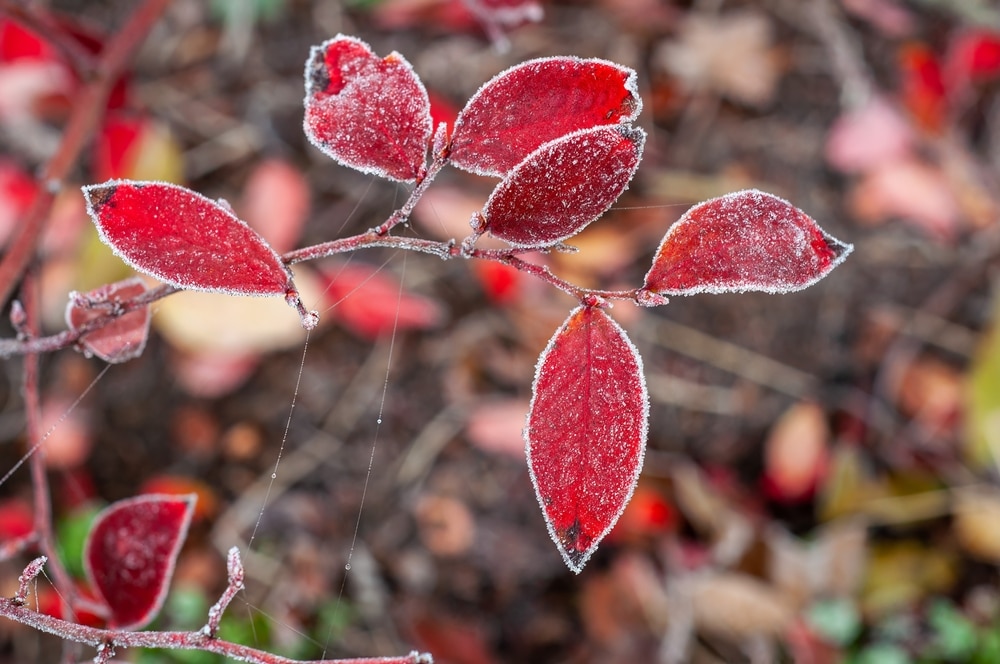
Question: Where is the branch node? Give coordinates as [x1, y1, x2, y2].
[203, 546, 245, 637]
[15, 556, 47, 604]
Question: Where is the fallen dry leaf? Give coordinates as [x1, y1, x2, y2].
[415, 494, 476, 557]
[848, 156, 960, 238]
[654, 10, 782, 107]
[762, 401, 830, 503]
[681, 571, 795, 641]
[953, 486, 1000, 564]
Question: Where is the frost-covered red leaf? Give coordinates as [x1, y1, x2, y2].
[82, 180, 292, 296]
[482, 125, 644, 247]
[526, 305, 648, 573]
[642, 189, 852, 296]
[450, 57, 642, 176]
[303, 35, 432, 182]
[84, 494, 195, 630]
[65, 277, 150, 364]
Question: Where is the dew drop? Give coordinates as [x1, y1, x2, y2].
[344, 563, 351, 571]
[271, 473, 277, 479]
[376, 418, 382, 425]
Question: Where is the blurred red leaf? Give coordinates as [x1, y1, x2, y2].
[526, 305, 647, 573]
[450, 57, 642, 176]
[303, 35, 432, 182]
[84, 494, 195, 630]
[642, 189, 852, 296]
[946, 29, 1000, 85]
[92, 112, 183, 184]
[320, 262, 444, 339]
[898, 42, 946, 131]
[139, 475, 219, 522]
[65, 277, 150, 364]
[482, 125, 644, 247]
[0, 498, 33, 540]
[82, 181, 292, 296]
[473, 260, 522, 303]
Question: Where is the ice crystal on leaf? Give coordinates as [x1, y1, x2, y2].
[642, 189, 853, 296]
[450, 56, 642, 177]
[303, 35, 432, 182]
[82, 180, 292, 297]
[526, 305, 647, 573]
[482, 125, 645, 247]
[84, 494, 195, 630]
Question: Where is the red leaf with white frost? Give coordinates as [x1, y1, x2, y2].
[526, 306, 647, 573]
[642, 189, 852, 296]
[65, 277, 150, 364]
[82, 180, 292, 296]
[450, 57, 642, 177]
[303, 35, 432, 182]
[84, 494, 195, 630]
[482, 125, 644, 248]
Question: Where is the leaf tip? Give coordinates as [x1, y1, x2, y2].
[81, 181, 117, 212]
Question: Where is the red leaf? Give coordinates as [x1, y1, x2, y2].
[65, 277, 150, 364]
[642, 189, 852, 296]
[303, 35, 432, 182]
[482, 125, 644, 247]
[526, 305, 648, 573]
[84, 494, 195, 630]
[450, 57, 642, 176]
[82, 180, 292, 296]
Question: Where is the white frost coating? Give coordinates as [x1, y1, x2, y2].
[482, 124, 646, 248]
[524, 305, 649, 574]
[645, 188, 854, 296]
[302, 34, 432, 183]
[81, 180, 293, 298]
[451, 55, 643, 177]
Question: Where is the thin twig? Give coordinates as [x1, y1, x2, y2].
[0, 595, 431, 664]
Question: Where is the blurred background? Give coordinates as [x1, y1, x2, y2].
[2, 0, 1000, 662]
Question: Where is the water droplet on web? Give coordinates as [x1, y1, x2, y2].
[376, 418, 382, 425]
[344, 563, 351, 571]
[271, 473, 277, 479]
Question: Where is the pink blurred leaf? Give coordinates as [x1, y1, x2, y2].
[303, 35, 432, 182]
[65, 277, 150, 364]
[482, 125, 644, 247]
[240, 158, 310, 254]
[84, 494, 195, 630]
[526, 305, 648, 573]
[82, 180, 292, 296]
[450, 57, 642, 176]
[642, 189, 852, 296]
[824, 96, 915, 174]
[848, 157, 959, 238]
[462, 0, 543, 50]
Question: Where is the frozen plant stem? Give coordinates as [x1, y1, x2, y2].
[203, 547, 244, 637]
[0, 593, 431, 664]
